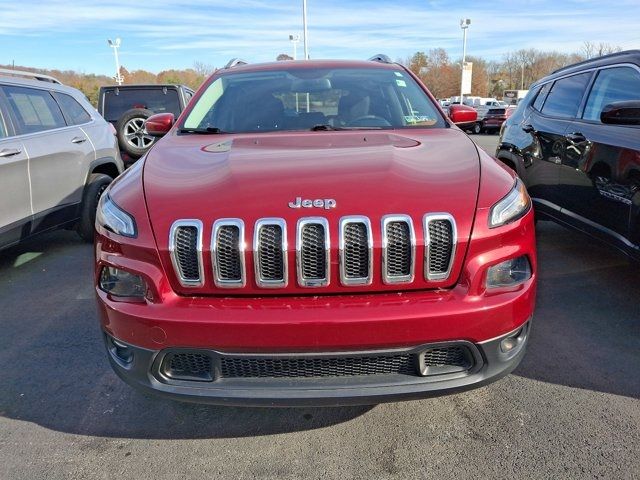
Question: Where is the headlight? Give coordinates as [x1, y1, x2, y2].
[486, 255, 531, 288]
[99, 267, 146, 298]
[96, 194, 137, 237]
[489, 178, 530, 228]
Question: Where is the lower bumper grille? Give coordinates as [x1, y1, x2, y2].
[157, 344, 478, 383]
[220, 354, 415, 378]
[162, 352, 213, 381]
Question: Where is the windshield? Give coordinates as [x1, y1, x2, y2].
[182, 67, 445, 133]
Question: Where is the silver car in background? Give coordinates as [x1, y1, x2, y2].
[0, 69, 123, 249]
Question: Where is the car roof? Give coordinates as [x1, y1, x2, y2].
[100, 84, 192, 90]
[0, 73, 88, 97]
[216, 59, 404, 75]
[536, 49, 640, 86]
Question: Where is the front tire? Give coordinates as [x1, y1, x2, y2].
[77, 173, 113, 242]
[472, 122, 482, 135]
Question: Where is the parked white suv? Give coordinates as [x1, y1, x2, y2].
[0, 69, 123, 250]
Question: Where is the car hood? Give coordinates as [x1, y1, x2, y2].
[143, 129, 481, 295]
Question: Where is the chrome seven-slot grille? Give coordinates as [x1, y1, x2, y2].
[169, 214, 456, 288]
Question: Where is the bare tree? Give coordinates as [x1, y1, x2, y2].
[581, 41, 621, 59]
[193, 61, 215, 77]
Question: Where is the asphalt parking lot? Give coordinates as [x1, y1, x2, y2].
[0, 134, 638, 479]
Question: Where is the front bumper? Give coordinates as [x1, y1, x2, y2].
[104, 321, 530, 406]
[96, 202, 536, 406]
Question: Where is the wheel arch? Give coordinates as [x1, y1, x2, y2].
[495, 148, 526, 181]
[85, 157, 122, 186]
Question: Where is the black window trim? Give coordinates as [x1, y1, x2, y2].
[574, 62, 640, 127]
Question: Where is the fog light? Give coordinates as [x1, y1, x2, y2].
[106, 336, 134, 365]
[100, 267, 146, 298]
[486, 255, 531, 288]
[500, 328, 523, 353]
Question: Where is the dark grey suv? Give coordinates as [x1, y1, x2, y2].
[98, 84, 194, 163]
[497, 50, 640, 260]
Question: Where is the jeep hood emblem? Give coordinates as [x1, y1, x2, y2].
[288, 197, 337, 210]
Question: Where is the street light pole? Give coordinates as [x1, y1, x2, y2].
[289, 34, 300, 60]
[302, 0, 309, 60]
[107, 38, 123, 85]
[459, 18, 470, 105]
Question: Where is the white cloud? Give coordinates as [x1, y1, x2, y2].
[1, 0, 638, 73]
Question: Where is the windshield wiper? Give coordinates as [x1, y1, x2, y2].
[310, 124, 343, 131]
[178, 127, 227, 134]
[310, 124, 383, 131]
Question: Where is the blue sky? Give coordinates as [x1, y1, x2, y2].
[1, 0, 638, 76]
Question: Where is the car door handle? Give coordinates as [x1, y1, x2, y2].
[522, 124, 535, 133]
[71, 137, 87, 144]
[0, 148, 22, 157]
[566, 132, 586, 143]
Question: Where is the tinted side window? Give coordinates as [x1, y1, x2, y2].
[53, 92, 92, 125]
[3, 86, 66, 134]
[541, 72, 591, 118]
[532, 83, 551, 111]
[583, 67, 640, 121]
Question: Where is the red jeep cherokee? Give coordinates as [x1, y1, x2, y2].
[95, 57, 536, 406]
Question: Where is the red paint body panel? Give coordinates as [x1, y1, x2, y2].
[94, 60, 537, 391]
[96, 142, 535, 351]
[145, 113, 175, 136]
[96, 210, 536, 351]
[448, 104, 478, 124]
[143, 129, 483, 295]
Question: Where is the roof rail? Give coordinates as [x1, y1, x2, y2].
[368, 54, 393, 64]
[0, 68, 62, 84]
[551, 49, 640, 75]
[224, 58, 248, 69]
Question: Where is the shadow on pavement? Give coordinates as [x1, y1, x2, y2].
[513, 221, 640, 399]
[0, 232, 372, 440]
[0, 222, 638, 440]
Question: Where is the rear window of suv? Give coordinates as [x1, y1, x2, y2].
[540, 72, 591, 119]
[102, 88, 181, 122]
[182, 66, 445, 133]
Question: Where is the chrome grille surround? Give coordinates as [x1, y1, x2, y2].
[254, 218, 288, 288]
[170, 213, 456, 290]
[423, 213, 457, 281]
[296, 217, 330, 287]
[211, 219, 246, 288]
[381, 215, 416, 284]
[169, 219, 204, 287]
[339, 216, 373, 286]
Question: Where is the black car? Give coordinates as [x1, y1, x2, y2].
[98, 84, 194, 163]
[497, 50, 640, 260]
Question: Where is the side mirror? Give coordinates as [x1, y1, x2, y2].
[600, 101, 640, 126]
[145, 113, 175, 137]
[448, 104, 478, 124]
